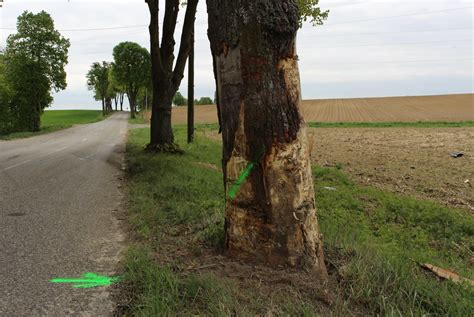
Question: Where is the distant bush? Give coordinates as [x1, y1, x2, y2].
[173, 93, 214, 106]
[195, 97, 214, 105]
[173, 91, 187, 106]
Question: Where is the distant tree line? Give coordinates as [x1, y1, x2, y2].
[87, 42, 151, 119]
[172, 92, 214, 106]
[0, 11, 70, 135]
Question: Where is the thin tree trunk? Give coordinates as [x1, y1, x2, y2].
[120, 93, 124, 111]
[187, 27, 195, 144]
[106, 98, 112, 113]
[128, 93, 136, 119]
[207, 0, 327, 276]
[32, 96, 41, 132]
[101, 98, 105, 116]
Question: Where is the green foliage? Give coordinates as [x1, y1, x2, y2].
[173, 91, 187, 106]
[172, 93, 214, 106]
[1, 10, 69, 133]
[195, 97, 214, 105]
[297, 0, 329, 27]
[0, 53, 14, 133]
[6, 11, 70, 92]
[86, 61, 112, 106]
[112, 42, 151, 117]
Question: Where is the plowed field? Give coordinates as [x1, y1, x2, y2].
[170, 93, 473, 124]
[307, 127, 474, 211]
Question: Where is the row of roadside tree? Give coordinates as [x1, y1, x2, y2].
[86, 42, 215, 120]
[87, 42, 151, 119]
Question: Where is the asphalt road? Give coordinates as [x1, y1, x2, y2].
[0, 113, 128, 316]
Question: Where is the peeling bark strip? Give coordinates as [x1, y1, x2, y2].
[207, 0, 327, 276]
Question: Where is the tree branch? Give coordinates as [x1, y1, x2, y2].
[171, 0, 198, 91]
[146, 0, 165, 77]
[161, 0, 180, 73]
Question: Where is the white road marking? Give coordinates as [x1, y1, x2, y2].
[3, 147, 68, 171]
[82, 138, 88, 142]
[3, 159, 32, 171]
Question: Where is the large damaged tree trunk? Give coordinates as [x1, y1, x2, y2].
[207, 0, 327, 276]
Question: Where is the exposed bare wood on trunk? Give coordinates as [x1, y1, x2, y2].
[207, 0, 327, 276]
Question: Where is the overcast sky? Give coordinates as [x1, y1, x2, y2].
[0, 0, 473, 110]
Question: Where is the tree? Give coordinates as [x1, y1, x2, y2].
[4, 10, 69, 132]
[0, 52, 14, 134]
[195, 97, 213, 105]
[136, 67, 153, 112]
[206, 0, 328, 276]
[109, 69, 126, 111]
[86, 61, 112, 116]
[173, 91, 187, 106]
[297, 0, 329, 26]
[145, 0, 199, 151]
[112, 42, 151, 119]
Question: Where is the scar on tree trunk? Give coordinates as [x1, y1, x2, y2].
[207, 0, 327, 277]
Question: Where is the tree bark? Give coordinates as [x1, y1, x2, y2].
[146, 0, 198, 149]
[147, 0, 174, 146]
[128, 92, 136, 119]
[105, 98, 112, 113]
[114, 95, 118, 111]
[101, 98, 105, 116]
[207, 0, 327, 276]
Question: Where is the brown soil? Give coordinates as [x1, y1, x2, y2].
[301, 94, 474, 122]
[307, 127, 474, 211]
[167, 93, 474, 124]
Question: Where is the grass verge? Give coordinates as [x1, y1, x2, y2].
[0, 110, 105, 140]
[128, 112, 149, 125]
[123, 126, 474, 315]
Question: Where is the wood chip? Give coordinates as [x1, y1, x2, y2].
[419, 262, 474, 286]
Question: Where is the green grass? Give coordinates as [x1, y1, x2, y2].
[124, 126, 474, 316]
[128, 112, 148, 125]
[315, 166, 474, 315]
[307, 121, 474, 128]
[0, 110, 105, 140]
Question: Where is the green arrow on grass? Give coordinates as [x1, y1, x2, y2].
[50, 272, 120, 289]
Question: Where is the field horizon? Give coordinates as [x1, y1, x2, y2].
[166, 93, 474, 124]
